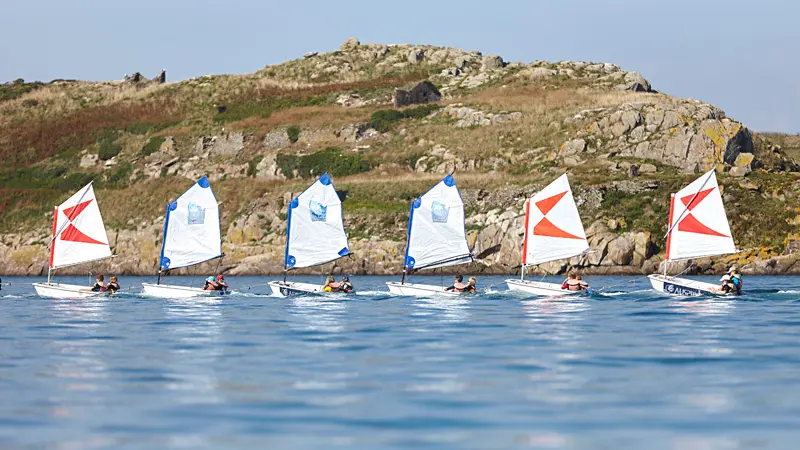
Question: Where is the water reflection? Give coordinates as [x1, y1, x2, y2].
[411, 297, 471, 323]
[46, 299, 110, 418]
[288, 296, 348, 333]
[162, 298, 222, 404]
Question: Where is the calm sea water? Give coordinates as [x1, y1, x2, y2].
[1, 275, 800, 449]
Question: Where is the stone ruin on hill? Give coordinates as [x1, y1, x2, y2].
[394, 80, 441, 108]
[124, 69, 166, 84]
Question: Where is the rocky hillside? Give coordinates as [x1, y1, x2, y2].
[1, 38, 798, 277]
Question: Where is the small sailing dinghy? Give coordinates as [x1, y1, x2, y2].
[267, 173, 351, 297]
[505, 174, 591, 296]
[386, 174, 474, 297]
[141, 176, 226, 298]
[647, 169, 738, 296]
[33, 182, 115, 298]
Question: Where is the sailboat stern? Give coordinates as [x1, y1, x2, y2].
[505, 279, 581, 297]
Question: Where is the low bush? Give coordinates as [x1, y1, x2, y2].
[286, 125, 301, 144]
[369, 104, 441, 132]
[98, 129, 122, 160]
[247, 156, 263, 178]
[277, 147, 371, 179]
[140, 136, 166, 156]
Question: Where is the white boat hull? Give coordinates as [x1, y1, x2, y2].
[647, 274, 732, 297]
[267, 281, 353, 297]
[141, 283, 226, 299]
[32, 283, 105, 299]
[386, 282, 464, 297]
[505, 279, 582, 297]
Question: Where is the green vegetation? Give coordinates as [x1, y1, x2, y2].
[0, 167, 95, 191]
[107, 163, 133, 187]
[601, 188, 669, 240]
[369, 104, 441, 132]
[277, 147, 371, 179]
[247, 156, 263, 178]
[98, 129, 122, 160]
[0, 79, 45, 102]
[213, 95, 329, 124]
[125, 121, 178, 135]
[286, 125, 301, 144]
[140, 136, 166, 156]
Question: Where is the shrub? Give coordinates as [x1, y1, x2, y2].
[98, 129, 122, 160]
[369, 104, 441, 132]
[369, 110, 405, 132]
[286, 125, 301, 144]
[107, 163, 133, 187]
[247, 156, 263, 178]
[140, 136, 166, 156]
[277, 147, 371, 179]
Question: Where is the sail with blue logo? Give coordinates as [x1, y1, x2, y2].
[284, 173, 350, 269]
[159, 176, 222, 271]
[403, 174, 472, 271]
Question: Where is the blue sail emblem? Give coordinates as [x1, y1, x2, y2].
[187, 202, 205, 225]
[309, 200, 327, 222]
[431, 201, 449, 223]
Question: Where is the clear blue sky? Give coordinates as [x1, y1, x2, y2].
[2, 0, 797, 132]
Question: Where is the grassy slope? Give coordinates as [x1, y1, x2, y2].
[1, 48, 798, 260]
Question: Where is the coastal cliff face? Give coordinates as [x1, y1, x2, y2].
[1, 38, 798, 277]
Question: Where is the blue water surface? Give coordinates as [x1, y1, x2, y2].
[1, 275, 800, 449]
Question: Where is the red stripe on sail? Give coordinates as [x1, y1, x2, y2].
[62, 199, 93, 221]
[60, 224, 106, 245]
[535, 191, 567, 215]
[522, 200, 530, 265]
[677, 213, 729, 238]
[680, 187, 715, 211]
[49, 206, 57, 268]
[666, 194, 675, 260]
[533, 217, 582, 240]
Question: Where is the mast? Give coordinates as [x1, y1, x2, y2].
[47, 206, 57, 284]
[283, 192, 294, 283]
[157, 201, 173, 285]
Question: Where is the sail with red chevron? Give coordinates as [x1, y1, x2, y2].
[665, 169, 736, 261]
[50, 182, 112, 270]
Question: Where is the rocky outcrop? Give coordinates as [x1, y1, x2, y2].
[441, 104, 522, 127]
[554, 100, 785, 174]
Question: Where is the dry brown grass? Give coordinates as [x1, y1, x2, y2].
[1, 100, 183, 167]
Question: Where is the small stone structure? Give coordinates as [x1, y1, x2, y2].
[152, 69, 166, 83]
[394, 81, 441, 108]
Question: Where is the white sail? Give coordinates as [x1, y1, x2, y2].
[666, 169, 735, 261]
[404, 174, 472, 271]
[50, 183, 112, 269]
[159, 176, 222, 271]
[523, 174, 589, 266]
[285, 173, 350, 269]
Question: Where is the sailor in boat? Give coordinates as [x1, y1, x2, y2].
[107, 275, 121, 294]
[323, 276, 340, 292]
[339, 275, 354, 293]
[91, 274, 107, 292]
[202, 276, 218, 291]
[719, 266, 742, 295]
[216, 274, 229, 293]
[561, 272, 590, 292]
[465, 277, 477, 293]
[445, 275, 468, 292]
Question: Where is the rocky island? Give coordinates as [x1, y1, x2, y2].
[1, 38, 798, 276]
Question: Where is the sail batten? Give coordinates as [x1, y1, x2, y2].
[284, 173, 350, 269]
[665, 170, 735, 261]
[159, 176, 222, 271]
[403, 174, 472, 272]
[522, 174, 589, 266]
[50, 183, 112, 270]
